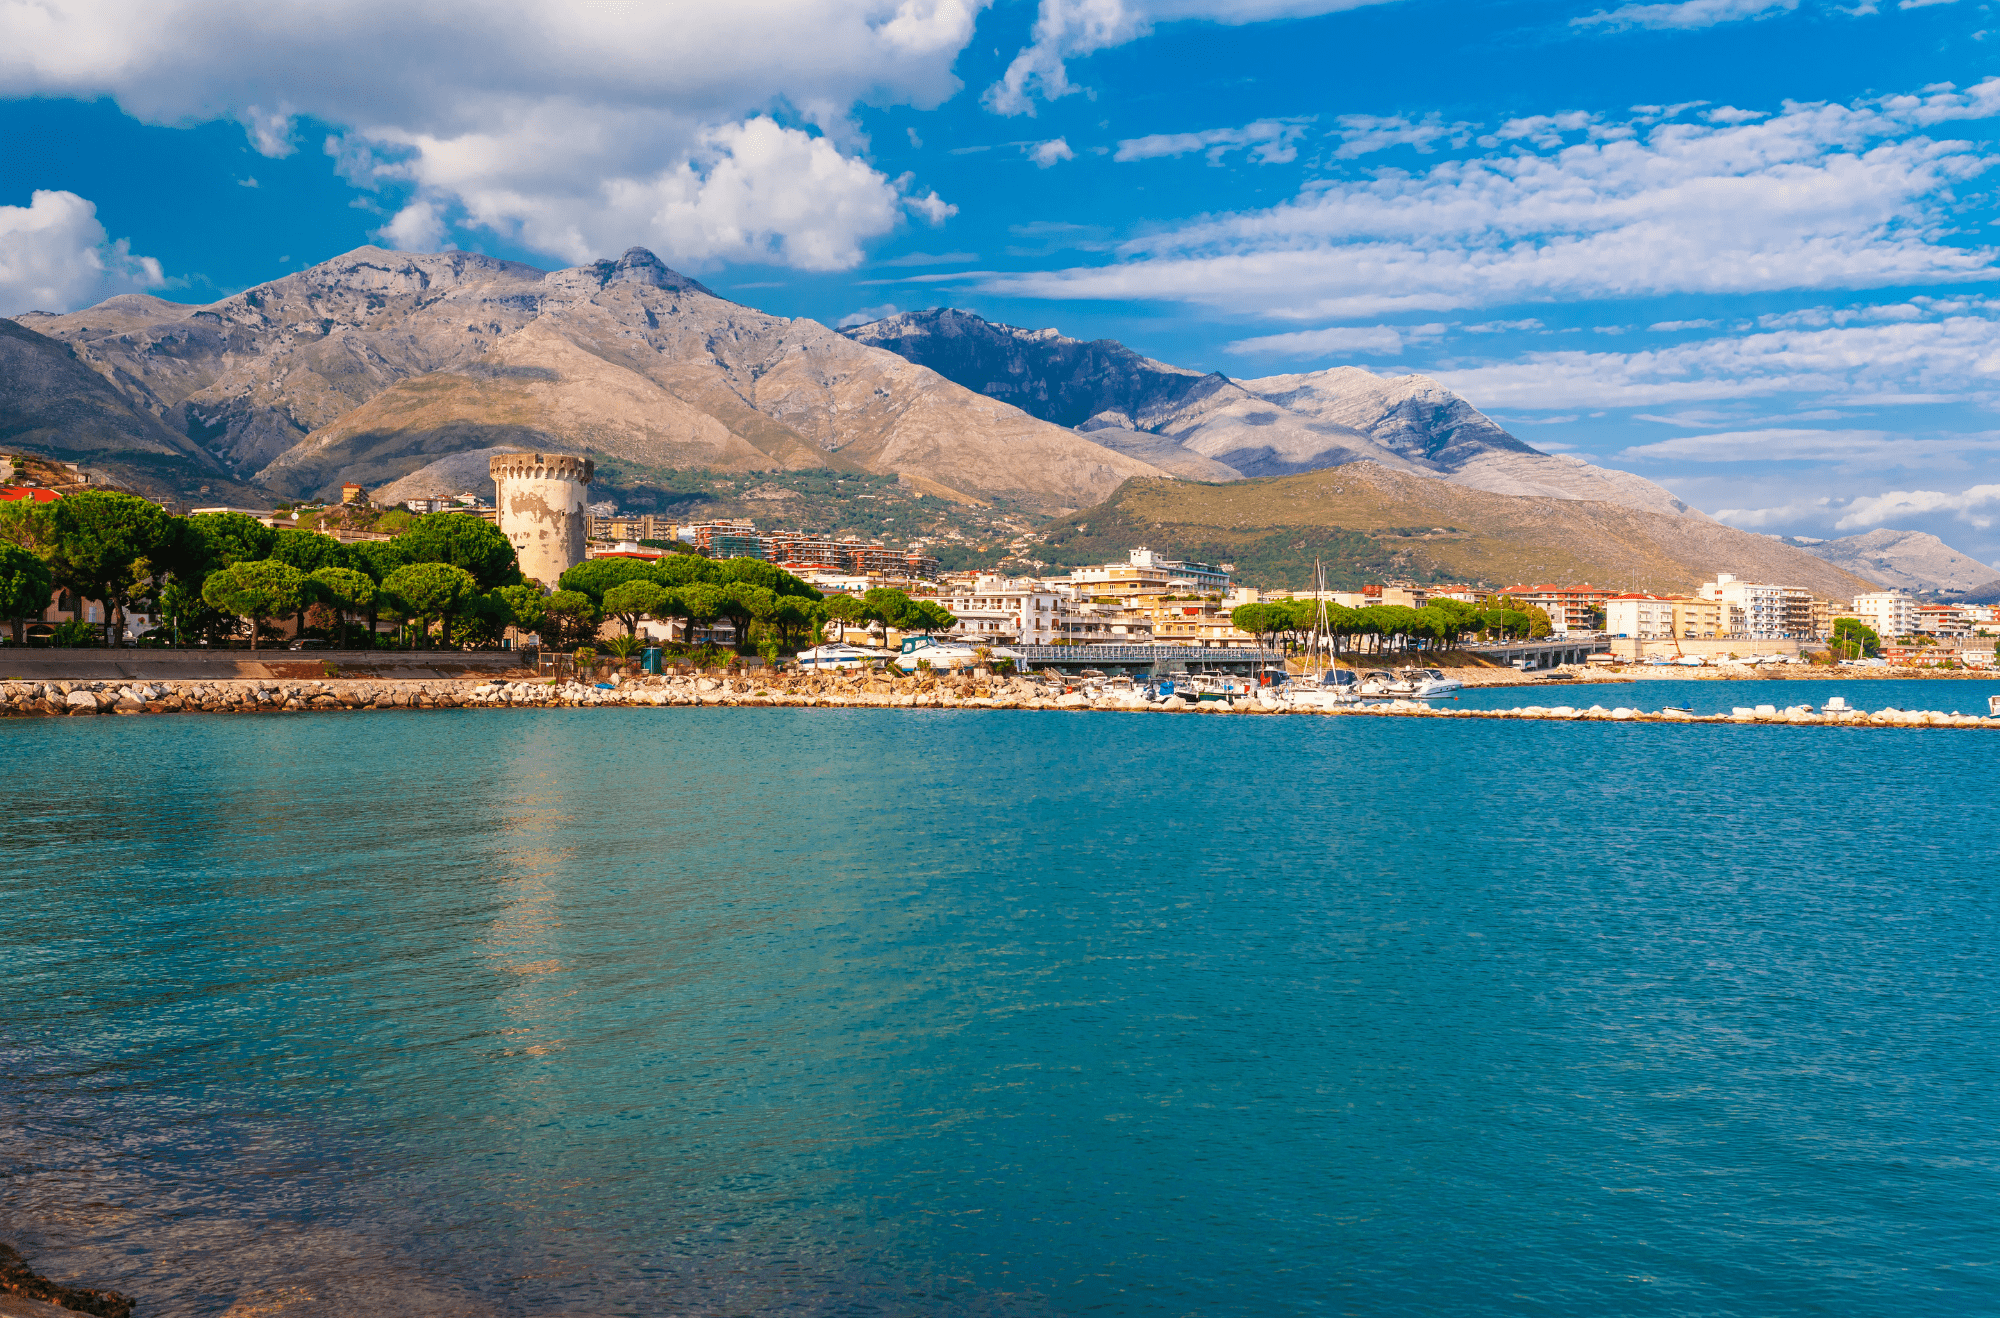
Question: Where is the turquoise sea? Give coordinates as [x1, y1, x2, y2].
[3, 688, 1996, 1317]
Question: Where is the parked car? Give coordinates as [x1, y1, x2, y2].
[288, 638, 330, 650]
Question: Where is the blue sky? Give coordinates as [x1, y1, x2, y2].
[4, 0, 1998, 562]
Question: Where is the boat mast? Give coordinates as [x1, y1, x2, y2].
[1313, 559, 1332, 678]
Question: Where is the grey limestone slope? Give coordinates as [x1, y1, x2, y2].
[21, 249, 552, 477]
[256, 249, 1164, 508]
[844, 308, 1704, 520]
[0, 316, 203, 462]
[0, 316, 277, 500]
[371, 447, 528, 507]
[20, 248, 1166, 512]
[1786, 529, 2000, 597]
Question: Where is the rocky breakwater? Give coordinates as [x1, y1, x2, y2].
[0, 677, 482, 716]
[1449, 700, 2000, 730]
[10, 670, 1997, 731]
[466, 670, 1068, 709]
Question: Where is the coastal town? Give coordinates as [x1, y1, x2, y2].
[2, 455, 1993, 677]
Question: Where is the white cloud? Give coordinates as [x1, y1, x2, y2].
[1617, 427, 2000, 464]
[903, 188, 958, 227]
[837, 303, 901, 327]
[981, 80, 2000, 320]
[1432, 308, 2000, 409]
[877, 249, 979, 266]
[1115, 117, 1313, 164]
[984, 0, 1398, 116]
[1332, 113, 1474, 158]
[0, 189, 165, 315]
[1225, 322, 1445, 355]
[1571, 0, 1798, 32]
[1648, 318, 1719, 331]
[1837, 484, 2000, 529]
[1028, 137, 1076, 167]
[0, 0, 985, 271]
[376, 197, 450, 252]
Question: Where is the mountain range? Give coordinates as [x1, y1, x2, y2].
[11, 247, 1160, 512]
[1783, 530, 2000, 601]
[9, 244, 1995, 599]
[843, 309, 1702, 519]
[8, 244, 1696, 524]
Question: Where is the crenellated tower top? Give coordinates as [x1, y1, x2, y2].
[489, 452, 594, 483]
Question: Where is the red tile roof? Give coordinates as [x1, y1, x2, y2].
[0, 487, 60, 503]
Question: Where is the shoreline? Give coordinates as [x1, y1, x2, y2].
[0, 1244, 132, 1318]
[5, 672, 1995, 730]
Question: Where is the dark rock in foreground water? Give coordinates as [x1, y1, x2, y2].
[0, 1244, 134, 1318]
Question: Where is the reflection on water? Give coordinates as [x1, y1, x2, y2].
[483, 754, 578, 1063]
[3, 708, 1995, 1317]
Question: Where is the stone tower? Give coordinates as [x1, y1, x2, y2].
[490, 453, 594, 589]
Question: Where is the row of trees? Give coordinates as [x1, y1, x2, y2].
[0, 489, 971, 655]
[0, 492, 532, 648]
[552, 556, 955, 656]
[1228, 596, 1553, 658]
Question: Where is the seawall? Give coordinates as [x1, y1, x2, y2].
[6, 672, 1995, 730]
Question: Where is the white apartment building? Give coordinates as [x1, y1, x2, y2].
[1852, 591, 1922, 640]
[942, 575, 1065, 645]
[1605, 593, 1679, 639]
[1700, 574, 1789, 639]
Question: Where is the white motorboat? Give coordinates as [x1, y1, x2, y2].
[1356, 669, 1399, 696]
[893, 634, 1028, 673]
[1285, 671, 1361, 709]
[1399, 667, 1464, 697]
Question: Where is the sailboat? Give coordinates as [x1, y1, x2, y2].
[1286, 561, 1360, 709]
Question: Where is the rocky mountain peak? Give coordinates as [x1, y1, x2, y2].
[578, 247, 714, 296]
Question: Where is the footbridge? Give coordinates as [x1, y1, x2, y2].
[1460, 636, 1607, 670]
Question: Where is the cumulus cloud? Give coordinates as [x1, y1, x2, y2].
[984, 0, 1397, 116]
[376, 197, 450, 252]
[1115, 118, 1313, 164]
[1225, 322, 1444, 355]
[0, 189, 165, 315]
[981, 80, 2000, 320]
[1027, 137, 1076, 167]
[1836, 484, 2000, 530]
[0, 0, 984, 270]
